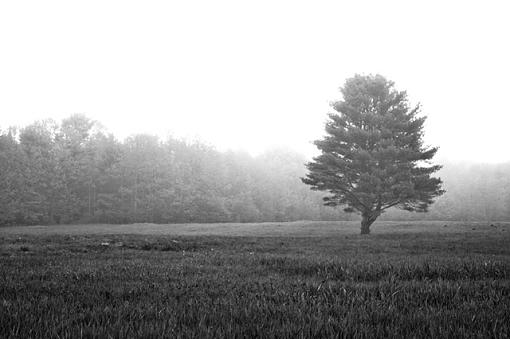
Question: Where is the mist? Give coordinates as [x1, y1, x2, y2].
[1, 1, 510, 163]
[2, 2, 510, 337]
[1, 114, 509, 226]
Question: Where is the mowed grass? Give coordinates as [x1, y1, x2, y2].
[1, 221, 510, 338]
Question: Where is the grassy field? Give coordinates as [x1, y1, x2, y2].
[1, 221, 510, 338]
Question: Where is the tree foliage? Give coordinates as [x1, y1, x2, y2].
[303, 74, 444, 234]
[3, 111, 510, 227]
[0, 115, 343, 225]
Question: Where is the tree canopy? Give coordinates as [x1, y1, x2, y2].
[0, 114, 344, 225]
[303, 74, 444, 234]
[3, 111, 510, 227]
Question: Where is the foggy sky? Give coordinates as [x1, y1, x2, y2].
[1, 0, 509, 162]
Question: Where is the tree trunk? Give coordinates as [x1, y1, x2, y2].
[360, 211, 379, 235]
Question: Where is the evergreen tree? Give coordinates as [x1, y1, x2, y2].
[302, 74, 444, 234]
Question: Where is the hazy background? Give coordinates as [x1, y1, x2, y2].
[1, 0, 509, 162]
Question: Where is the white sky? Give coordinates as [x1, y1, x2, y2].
[1, 0, 509, 162]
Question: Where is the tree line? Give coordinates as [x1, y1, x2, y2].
[0, 114, 344, 225]
[383, 161, 510, 222]
[1, 114, 509, 226]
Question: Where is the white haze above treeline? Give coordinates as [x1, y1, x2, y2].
[1, 1, 510, 163]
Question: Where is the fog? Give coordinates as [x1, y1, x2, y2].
[2, 3, 510, 335]
[1, 115, 509, 225]
[1, 1, 510, 225]
[1, 1, 510, 163]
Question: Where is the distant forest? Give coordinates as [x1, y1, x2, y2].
[1, 114, 509, 225]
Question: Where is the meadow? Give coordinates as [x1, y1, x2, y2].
[1, 221, 509, 338]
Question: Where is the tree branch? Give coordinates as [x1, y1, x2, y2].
[382, 200, 400, 210]
[341, 188, 370, 211]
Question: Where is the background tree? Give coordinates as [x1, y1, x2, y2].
[0, 127, 25, 224]
[19, 120, 63, 224]
[303, 74, 444, 234]
[5, 113, 510, 227]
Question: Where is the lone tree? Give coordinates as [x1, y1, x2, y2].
[302, 74, 444, 234]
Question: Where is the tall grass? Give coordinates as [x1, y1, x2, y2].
[1, 226, 510, 338]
